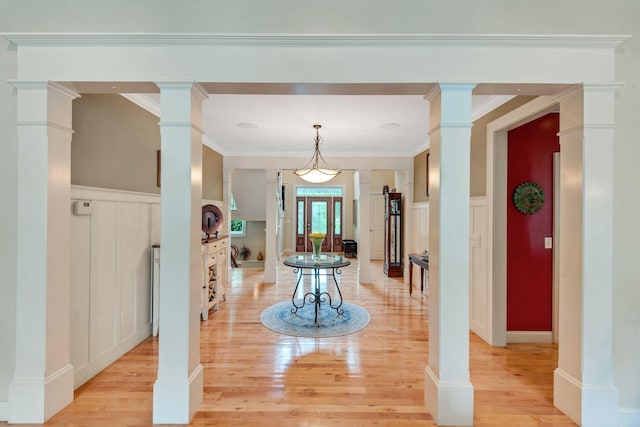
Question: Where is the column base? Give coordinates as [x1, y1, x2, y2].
[8, 363, 74, 423]
[153, 363, 203, 424]
[554, 368, 619, 427]
[424, 366, 474, 426]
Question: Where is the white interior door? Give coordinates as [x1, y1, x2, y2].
[370, 194, 385, 260]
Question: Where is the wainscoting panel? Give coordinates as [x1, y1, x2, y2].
[70, 186, 160, 388]
[410, 202, 430, 291]
[70, 212, 92, 372]
[469, 197, 489, 342]
[411, 198, 490, 344]
[89, 200, 119, 362]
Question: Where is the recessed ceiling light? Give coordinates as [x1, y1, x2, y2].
[380, 122, 400, 129]
[237, 122, 258, 129]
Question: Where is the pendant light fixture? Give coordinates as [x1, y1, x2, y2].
[294, 124, 341, 183]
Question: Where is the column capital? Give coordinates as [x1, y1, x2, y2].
[424, 83, 477, 102]
[155, 81, 208, 101]
[582, 82, 625, 94]
[439, 83, 477, 92]
[8, 80, 80, 100]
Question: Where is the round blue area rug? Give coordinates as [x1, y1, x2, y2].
[260, 300, 370, 338]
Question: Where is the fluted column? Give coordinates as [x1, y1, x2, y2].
[554, 84, 620, 426]
[8, 81, 79, 423]
[424, 83, 475, 426]
[153, 82, 207, 424]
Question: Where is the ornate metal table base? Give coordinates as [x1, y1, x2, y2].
[283, 254, 351, 325]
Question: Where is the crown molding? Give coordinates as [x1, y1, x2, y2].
[8, 80, 80, 99]
[120, 93, 160, 117]
[1, 33, 631, 48]
[471, 95, 515, 121]
[202, 135, 225, 155]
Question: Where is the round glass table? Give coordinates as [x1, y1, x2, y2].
[283, 254, 351, 324]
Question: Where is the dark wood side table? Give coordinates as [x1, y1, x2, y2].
[408, 253, 429, 296]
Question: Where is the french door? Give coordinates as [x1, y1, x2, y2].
[296, 196, 343, 253]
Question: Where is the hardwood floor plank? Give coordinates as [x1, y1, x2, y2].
[1, 259, 576, 427]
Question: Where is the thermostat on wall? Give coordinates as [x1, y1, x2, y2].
[73, 200, 94, 216]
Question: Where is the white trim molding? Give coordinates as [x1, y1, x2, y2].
[120, 93, 160, 117]
[0, 401, 7, 421]
[619, 408, 640, 427]
[425, 366, 474, 426]
[472, 95, 515, 121]
[506, 331, 553, 344]
[2, 33, 631, 48]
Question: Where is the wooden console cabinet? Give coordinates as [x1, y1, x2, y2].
[201, 235, 228, 320]
[383, 191, 403, 277]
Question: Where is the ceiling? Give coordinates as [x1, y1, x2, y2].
[69, 82, 573, 158]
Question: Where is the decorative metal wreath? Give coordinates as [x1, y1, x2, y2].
[512, 181, 545, 215]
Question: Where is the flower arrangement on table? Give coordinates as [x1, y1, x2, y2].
[309, 232, 325, 258]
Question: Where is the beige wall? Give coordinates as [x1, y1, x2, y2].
[370, 170, 396, 195]
[414, 149, 429, 203]
[72, 94, 223, 198]
[203, 146, 223, 201]
[72, 94, 161, 193]
[231, 220, 266, 263]
[469, 96, 536, 197]
[413, 96, 536, 201]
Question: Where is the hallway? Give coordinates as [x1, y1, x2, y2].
[17, 260, 576, 426]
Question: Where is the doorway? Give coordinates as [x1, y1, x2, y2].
[506, 113, 559, 340]
[370, 194, 385, 260]
[295, 196, 344, 253]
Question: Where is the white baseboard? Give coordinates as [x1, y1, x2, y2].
[424, 366, 474, 426]
[554, 368, 581, 425]
[74, 325, 151, 388]
[507, 330, 553, 344]
[619, 407, 640, 427]
[153, 363, 203, 423]
[239, 260, 264, 268]
[8, 364, 74, 423]
[0, 401, 7, 421]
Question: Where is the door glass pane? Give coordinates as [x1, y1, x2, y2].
[334, 201, 341, 234]
[297, 187, 343, 197]
[297, 200, 304, 234]
[310, 201, 327, 234]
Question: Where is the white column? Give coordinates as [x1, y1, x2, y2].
[356, 170, 371, 283]
[8, 81, 79, 423]
[153, 83, 207, 424]
[424, 84, 475, 426]
[223, 167, 233, 280]
[554, 84, 619, 426]
[264, 169, 278, 283]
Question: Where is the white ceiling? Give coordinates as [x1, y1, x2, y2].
[123, 92, 513, 158]
[90, 82, 572, 158]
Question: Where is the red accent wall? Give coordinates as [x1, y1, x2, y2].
[507, 113, 559, 331]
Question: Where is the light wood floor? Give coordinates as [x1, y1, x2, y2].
[8, 260, 577, 426]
